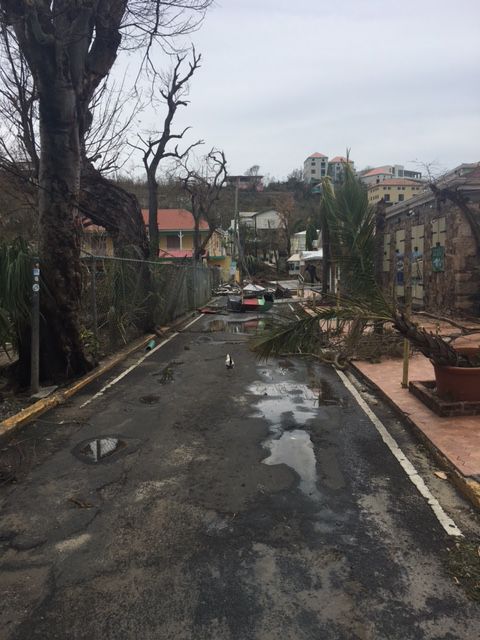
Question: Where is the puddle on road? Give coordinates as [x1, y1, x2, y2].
[263, 429, 320, 499]
[208, 318, 270, 334]
[74, 437, 126, 463]
[249, 381, 322, 428]
[249, 378, 326, 499]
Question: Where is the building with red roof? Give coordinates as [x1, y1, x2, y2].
[81, 208, 227, 273]
[304, 152, 329, 183]
[304, 152, 356, 184]
[139, 209, 226, 263]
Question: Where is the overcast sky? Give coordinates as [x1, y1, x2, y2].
[122, 0, 480, 180]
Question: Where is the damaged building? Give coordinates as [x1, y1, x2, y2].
[381, 163, 480, 316]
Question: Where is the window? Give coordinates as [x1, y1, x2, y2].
[384, 194, 390, 202]
[167, 235, 180, 249]
[311, 169, 316, 174]
[398, 194, 405, 201]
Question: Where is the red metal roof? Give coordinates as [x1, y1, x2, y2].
[329, 156, 351, 164]
[308, 152, 327, 159]
[159, 248, 194, 259]
[141, 209, 208, 231]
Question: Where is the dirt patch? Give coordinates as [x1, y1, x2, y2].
[446, 538, 480, 601]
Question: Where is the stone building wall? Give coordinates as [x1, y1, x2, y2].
[382, 195, 480, 316]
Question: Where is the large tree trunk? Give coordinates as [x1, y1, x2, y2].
[81, 163, 149, 259]
[37, 84, 91, 381]
[147, 170, 159, 258]
[193, 217, 202, 261]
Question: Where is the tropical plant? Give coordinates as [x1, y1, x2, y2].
[252, 165, 480, 368]
[0, 238, 31, 357]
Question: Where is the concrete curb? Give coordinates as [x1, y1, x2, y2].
[0, 310, 199, 439]
[350, 362, 480, 510]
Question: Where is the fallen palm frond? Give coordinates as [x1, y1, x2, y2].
[392, 313, 479, 367]
[252, 289, 479, 368]
[251, 295, 393, 362]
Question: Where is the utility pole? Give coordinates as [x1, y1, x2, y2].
[233, 179, 239, 260]
[30, 258, 40, 394]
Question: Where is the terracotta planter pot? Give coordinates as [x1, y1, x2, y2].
[433, 347, 480, 402]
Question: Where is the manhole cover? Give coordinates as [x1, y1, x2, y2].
[140, 394, 160, 404]
[73, 437, 127, 464]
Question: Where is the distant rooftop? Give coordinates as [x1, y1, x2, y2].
[369, 179, 424, 188]
[308, 152, 328, 159]
[141, 208, 208, 231]
[362, 168, 393, 177]
[329, 156, 352, 164]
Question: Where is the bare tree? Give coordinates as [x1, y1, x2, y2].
[0, 0, 213, 381]
[182, 149, 227, 261]
[137, 49, 203, 256]
[272, 192, 299, 257]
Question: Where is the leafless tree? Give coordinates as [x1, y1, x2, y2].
[182, 149, 227, 261]
[135, 49, 203, 256]
[0, 0, 213, 381]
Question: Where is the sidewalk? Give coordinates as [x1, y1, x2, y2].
[353, 354, 480, 508]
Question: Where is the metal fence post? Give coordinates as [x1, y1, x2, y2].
[192, 263, 197, 310]
[30, 257, 40, 394]
[91, 258, 98, 357]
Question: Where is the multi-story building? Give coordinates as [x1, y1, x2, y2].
[327, 156, 355, 183]
[304, 152, 328, 183]
[304, 153, 356, 184]
[368, 179, 425, 206]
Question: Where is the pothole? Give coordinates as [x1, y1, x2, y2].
[140, 394, 160, 404]
[72, 437, 127, 464]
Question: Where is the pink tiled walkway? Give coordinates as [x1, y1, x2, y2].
[355, 355, 480, 478]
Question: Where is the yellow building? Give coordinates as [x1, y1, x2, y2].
[143, 208, 230, 279]
[368, 179, 424, 206]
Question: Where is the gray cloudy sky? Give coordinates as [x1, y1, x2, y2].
[127, 0, 480, 179]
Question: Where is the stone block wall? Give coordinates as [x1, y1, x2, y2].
[382, 197, 480, 316]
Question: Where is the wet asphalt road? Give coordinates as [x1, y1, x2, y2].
[1, 313, 480, 639]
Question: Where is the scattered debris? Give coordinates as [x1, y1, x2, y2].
[31, 385, 58, 400]
[274, 282, 292, 299]
[72, 437, 127, 464]
[225, 354, 235, 369]
[68, 497, 94, 509]
[446, 539, 480, 601]
[434, 470, 448, 480]
[145, 339, 156, 352]
[213, 283, 241, 296]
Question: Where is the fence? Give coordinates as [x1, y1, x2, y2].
[79, 256, 221, 359]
